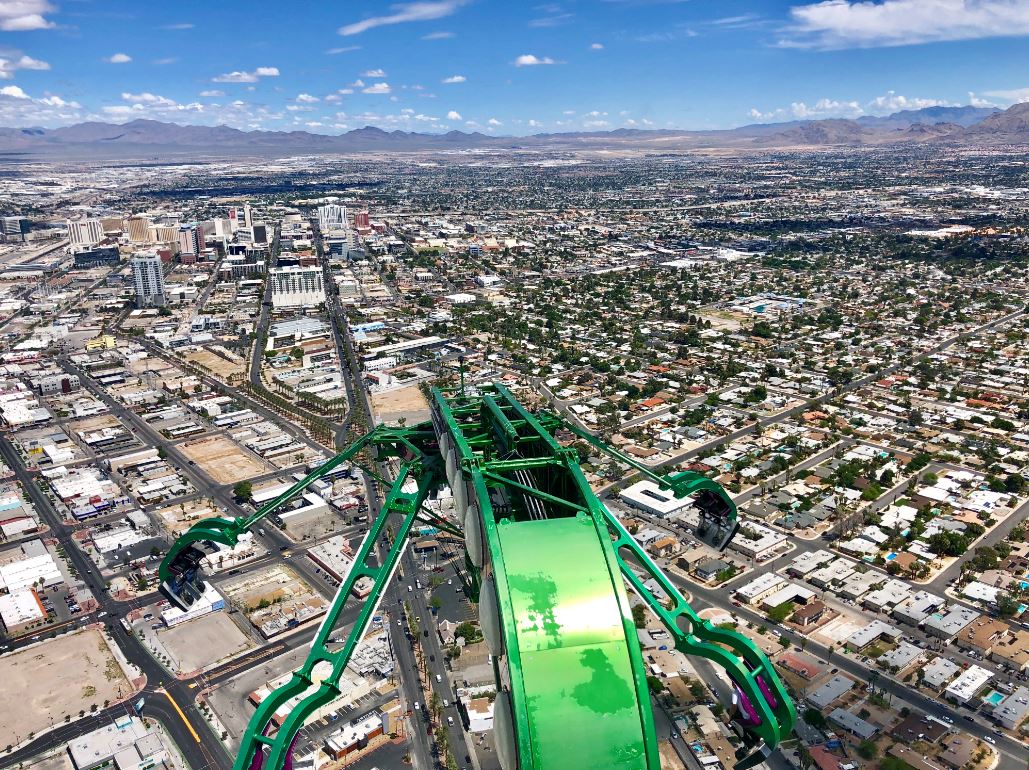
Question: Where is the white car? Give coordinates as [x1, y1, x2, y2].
[436, 674, 442, 683]
[447, 716, 454, 726]
[984, 736, 996, 745]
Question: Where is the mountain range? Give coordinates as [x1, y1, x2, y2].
[3, 103, 1028, 159]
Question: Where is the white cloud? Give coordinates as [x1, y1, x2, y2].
[562, 109, 576, 115]
[121, 91, 178, 107]
[422, 30, 454, 39]
[590, 42, 604, 49]
[0, 54, 50, 79]
[530, 12, 573, 27]
[0, 83, 84, 127]
[106, 53, 132, 64]
[200, 90, 224, 97]
[0, 0, 56, 31]
[153, 57, 178, 65]
[98, 91, 215, 121]
[296, 93, 320, 102]
[326, 46, 361, 54]
[867, 90, 952, 112]
[748, 91, 967, 123]
[362, 82, 392, 94]
[528, 119, 542, 127]
[38, 94, 76, 107]
[212, 66, 279, 83]
[513, 54, 557, 67]
[982, 86, 1029, 103]
[339, 1, 467, 36]
[324, 94, 342, 102]
[338, 88, 354, 95]
[783, 0, 1029, 49]
[790, 98, 863, 118]
[163, 22, 194, 30]
[446, 109, 461, 120]
[362, 68, 387, 78]
[442, 74, 466, 84]
[583, 119, 610, 128]
[968, 91, 999, 107]
[14, 55, 48, 70]
[488, 117, 501, 125]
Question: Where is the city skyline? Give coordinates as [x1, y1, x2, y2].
[2, 0, 1029, 133]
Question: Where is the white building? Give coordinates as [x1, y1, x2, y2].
[619, 479, 694, 517]
[318, 204, 347, 232]
[944, 664, 994, 704]
[0, 539, 63, 592]
[68, 218, 104, 248]
[0, 588, 45, 633]
[131, 254, 166, 308]
[735, 573, 788, 605]
[271, 267, 325, 309]
[68, 716, 166, 770]
[729, 520, 787, 560]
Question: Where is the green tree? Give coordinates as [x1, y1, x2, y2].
[802, 708, 826, 729]
[232, 481, 253, 501]
[857, 740, 878, 760]
[997, 593, 1020, 618]
[880, 758, 916, 770]
[646, 675, 665, 694]
[632, 603, 647, 628]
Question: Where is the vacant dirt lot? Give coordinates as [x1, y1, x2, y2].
[371, 384, 431, 426]
[157, 611, 254, 674]
[0, 628, 130, 747]
[177, 435, 271, 484]
[185, 348, 243, 379]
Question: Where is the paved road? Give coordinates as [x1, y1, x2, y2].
[0, 438, 228, 770]
[927, 495, 1029, 590]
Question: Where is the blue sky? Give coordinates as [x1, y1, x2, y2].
[2, 0, 1029, 133]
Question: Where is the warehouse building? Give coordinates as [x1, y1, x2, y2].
[0, 588, 45, 634]
[68, 716, 166, 770]
[619, 480, 694, 517]
[324, 711, 386, 759]
[0, 538, 63, 592]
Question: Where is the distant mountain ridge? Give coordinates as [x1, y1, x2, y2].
[1, 103, 1025, 158]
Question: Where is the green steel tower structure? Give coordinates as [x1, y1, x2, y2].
[160, 383, 795, 770]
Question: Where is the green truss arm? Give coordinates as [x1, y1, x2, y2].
[586, 477, 796, 763]
[158, 425, 429, 590]
[234, 460, 435, 770]
[539, 410, 737, 513]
